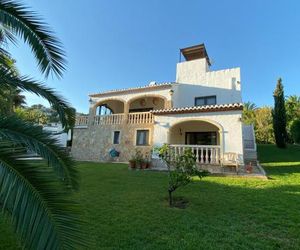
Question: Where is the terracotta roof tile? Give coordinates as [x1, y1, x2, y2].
[151, 103, 243, 115]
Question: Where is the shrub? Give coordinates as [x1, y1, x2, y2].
[291, 119, 300, 144]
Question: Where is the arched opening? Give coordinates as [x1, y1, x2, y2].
[168, 120, 222, 164]
[169, 120, 221, 145]
[128, 95, 166, 113]
[94, 99, 125, 115]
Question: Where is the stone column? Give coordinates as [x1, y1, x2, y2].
[88, 105, 95, 127]
[123, 102, 129, 124]
[167, 89, 174, 109]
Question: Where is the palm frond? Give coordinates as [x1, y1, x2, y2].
[243, 101, 257, 111]
[0, 24, 17, 45]
[0, 0, 66, 78]
[0, 116, 78, 189]
[0, 46, 14, 71]
[0, 67, 75, 129]
[0, 141, 87, 249]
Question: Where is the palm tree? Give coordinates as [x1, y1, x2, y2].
[242, 101, 257, 125]
[12, 88, 26, 108]
[0, 54, 24, 114]
[0, 1, 86, 249]
[244, 102, 257, 111]
[286, 95, 300, 120]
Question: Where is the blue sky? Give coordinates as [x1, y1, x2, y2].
[10, 0, 300, 113]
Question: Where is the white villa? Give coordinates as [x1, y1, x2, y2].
[72, 44, 257, 168]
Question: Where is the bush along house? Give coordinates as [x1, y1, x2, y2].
[72, 44, 257, 172]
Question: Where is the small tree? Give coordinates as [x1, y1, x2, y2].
[272, 78, 287, 148]
[157, 144, 208, 207]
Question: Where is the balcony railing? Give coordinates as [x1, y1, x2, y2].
[94, 114, 124, 125]
[169, 144, 221, 164]
[75, 115, 89, 126]
[128, 112, 153, 124]
[75, 112, 154, 127]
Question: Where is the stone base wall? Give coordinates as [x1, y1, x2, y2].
[71, 124, 154, 162]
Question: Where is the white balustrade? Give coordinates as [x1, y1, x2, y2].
[75, 116, 89, 126]
[76, 112, 154, 127]
[169, 144, 221, 165]
[127, 112, 154, 124]
[93, 114, 124, 125]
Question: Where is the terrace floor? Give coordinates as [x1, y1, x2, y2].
[151, 158, 267, 179]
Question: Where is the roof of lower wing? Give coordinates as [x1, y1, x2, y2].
[89, 82, 175, 97]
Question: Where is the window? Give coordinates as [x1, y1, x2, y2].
[185, 132, 217, 145]
[113, 131, 120, 144]
[136, 130, 149, 146]
[195, 96, 216, 106]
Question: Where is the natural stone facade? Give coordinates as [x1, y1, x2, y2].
[72, 123, 153, 162]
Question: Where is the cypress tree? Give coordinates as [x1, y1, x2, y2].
[272, 78, 287, 148]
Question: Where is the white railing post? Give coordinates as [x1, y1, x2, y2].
[195, 147, 199, 163]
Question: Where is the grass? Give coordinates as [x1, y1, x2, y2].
[1, 144, 300, 249]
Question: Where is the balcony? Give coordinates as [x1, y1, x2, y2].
[127, 112, 154, 124]
[75, 112, 154, 127]
[94, 114, 125, 125]
[169, 144, 221, 164]
[75, 115, 89, 126]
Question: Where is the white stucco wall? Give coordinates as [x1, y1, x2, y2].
[176, 58, 210, 84]
[152, 110, 244, 159]
[173, 58, 241, 107]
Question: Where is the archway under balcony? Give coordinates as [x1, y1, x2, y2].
[93, 98, 125, 116]
[168, 119, 223, 164]
[127, 95, 167, 113]
[168, 119, 222, 145]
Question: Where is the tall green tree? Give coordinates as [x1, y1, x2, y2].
[272, 78, 287, 148]
[0, 1, 85, 249]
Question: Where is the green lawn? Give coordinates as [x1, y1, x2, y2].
[1, 144, 300, 249]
